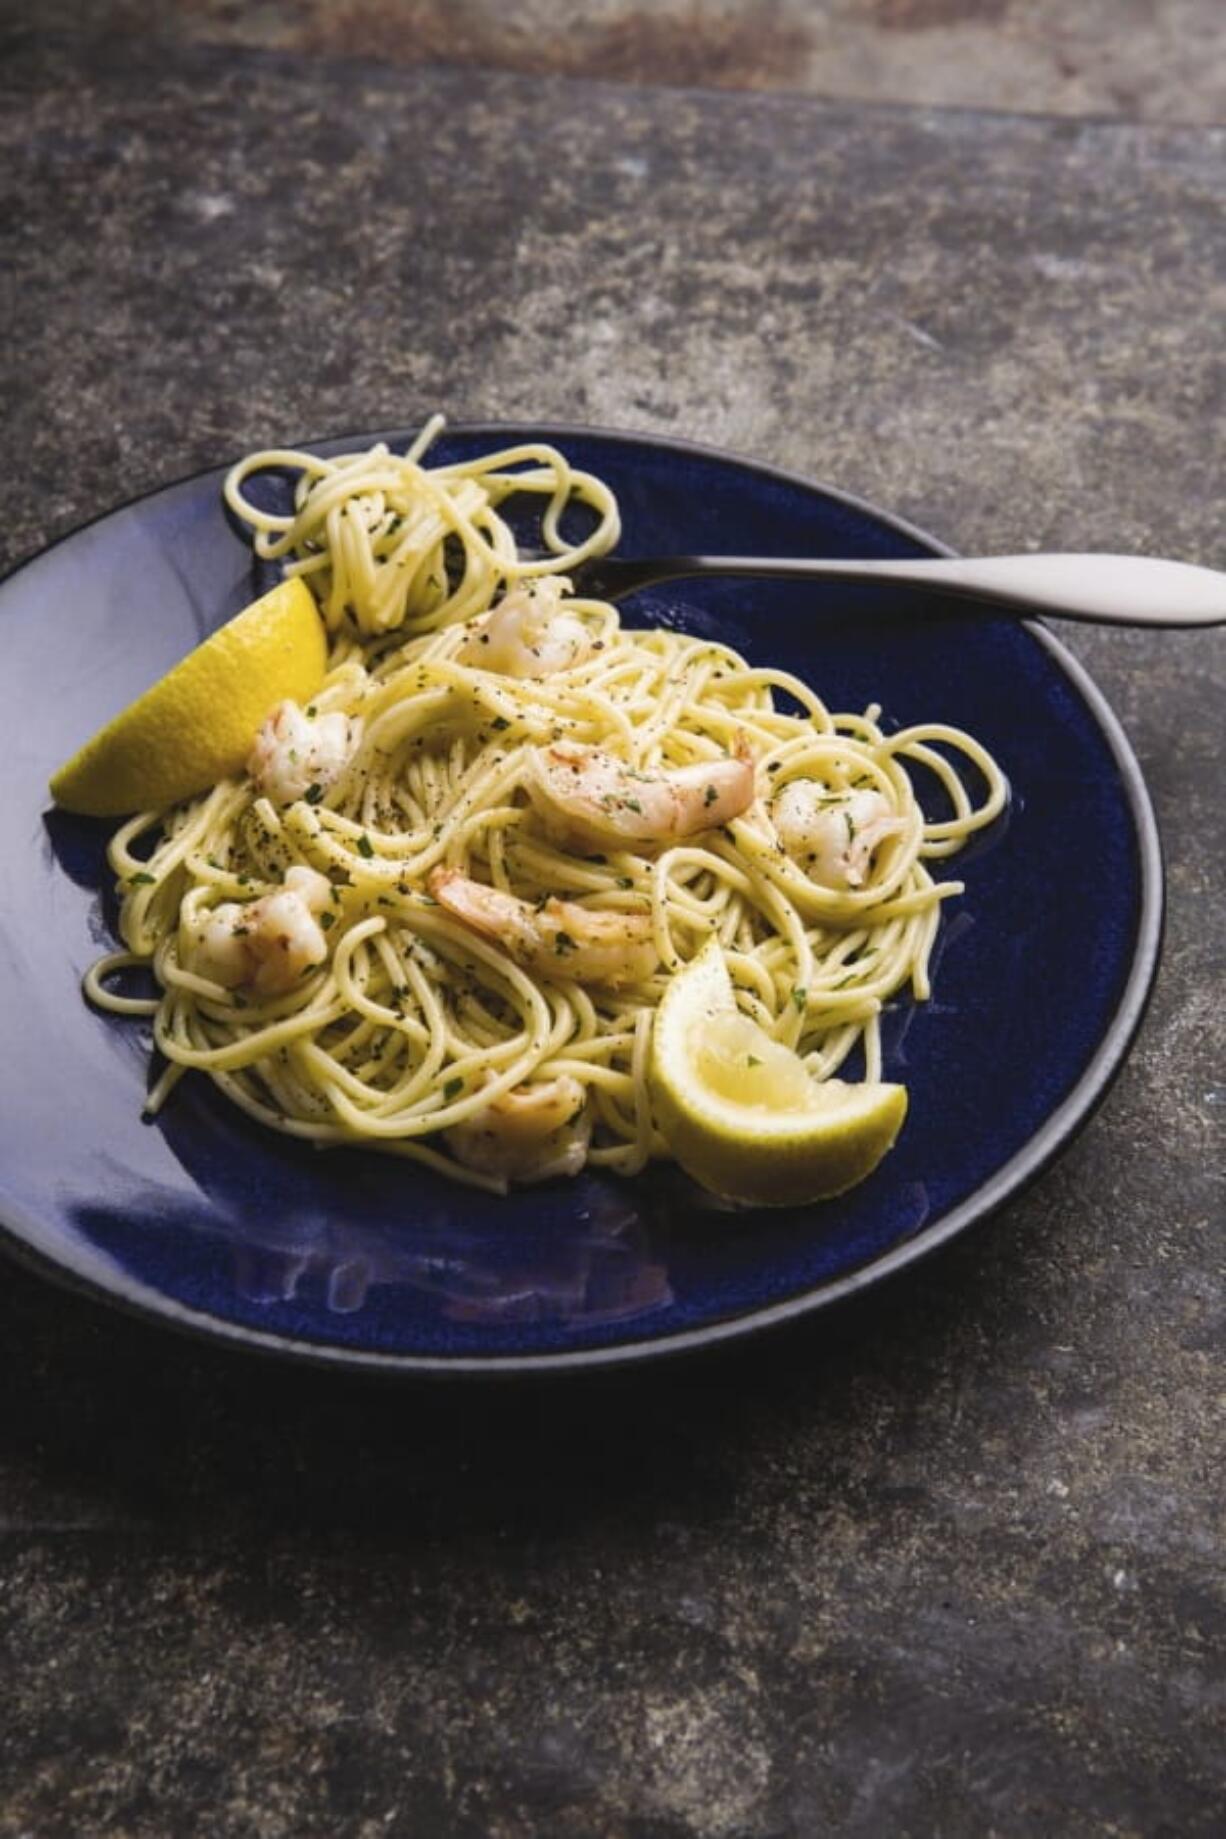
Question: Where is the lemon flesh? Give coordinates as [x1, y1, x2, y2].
[649, 938, 908, 1207]
[49, 576, 326, 817]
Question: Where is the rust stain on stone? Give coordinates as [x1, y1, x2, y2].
[871, 0, 1009, 27]
[299, 1, 510, 68]
[586, 5, 812, 88]
[300, 1, 811, 90]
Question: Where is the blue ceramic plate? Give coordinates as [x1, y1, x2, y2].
[0, 426, 1161, 1374]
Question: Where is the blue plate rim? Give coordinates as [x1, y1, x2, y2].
[0, 420, 1164, 1377]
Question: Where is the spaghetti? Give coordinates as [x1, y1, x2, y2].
[87, 423, 1007, 1193]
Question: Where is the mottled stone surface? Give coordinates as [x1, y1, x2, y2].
[3, 0, 1226, 123]
[1, 33, 1223, 1839]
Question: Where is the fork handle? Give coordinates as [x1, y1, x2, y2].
[586, 553, 1226, 628]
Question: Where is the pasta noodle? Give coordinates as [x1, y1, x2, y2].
[87, 422, 1007, 1193]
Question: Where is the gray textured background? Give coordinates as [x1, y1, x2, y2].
[1, 18, 1223, 1839]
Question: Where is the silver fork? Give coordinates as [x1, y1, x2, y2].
[568, 551, 1226, 627]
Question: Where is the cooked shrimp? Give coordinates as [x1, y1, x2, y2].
[445, 1075, 591, 1183]
[429, 867, 658, 987]
[525, 739, 755, 853]
[455, 578, 591, 679]
[248, 699, 356, 805]
[772, 783, 905, 889]
[188, 865, 333, 996]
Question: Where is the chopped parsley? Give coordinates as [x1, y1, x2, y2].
[304, 783, 324, 805]
[128, 871, 156, 887]
[490, 716, 510, 731]
[357, 834, 375, 859]
[792, 986, 808, 1013]
[703, 784, 718, 807]
[443, 1076, 464, 1102]
[319, 911, 336, 930]
[554, 931, 577, 956]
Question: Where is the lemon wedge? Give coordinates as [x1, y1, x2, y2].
[50, 577, 326, 816]
[649, 938, 908, 1206]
